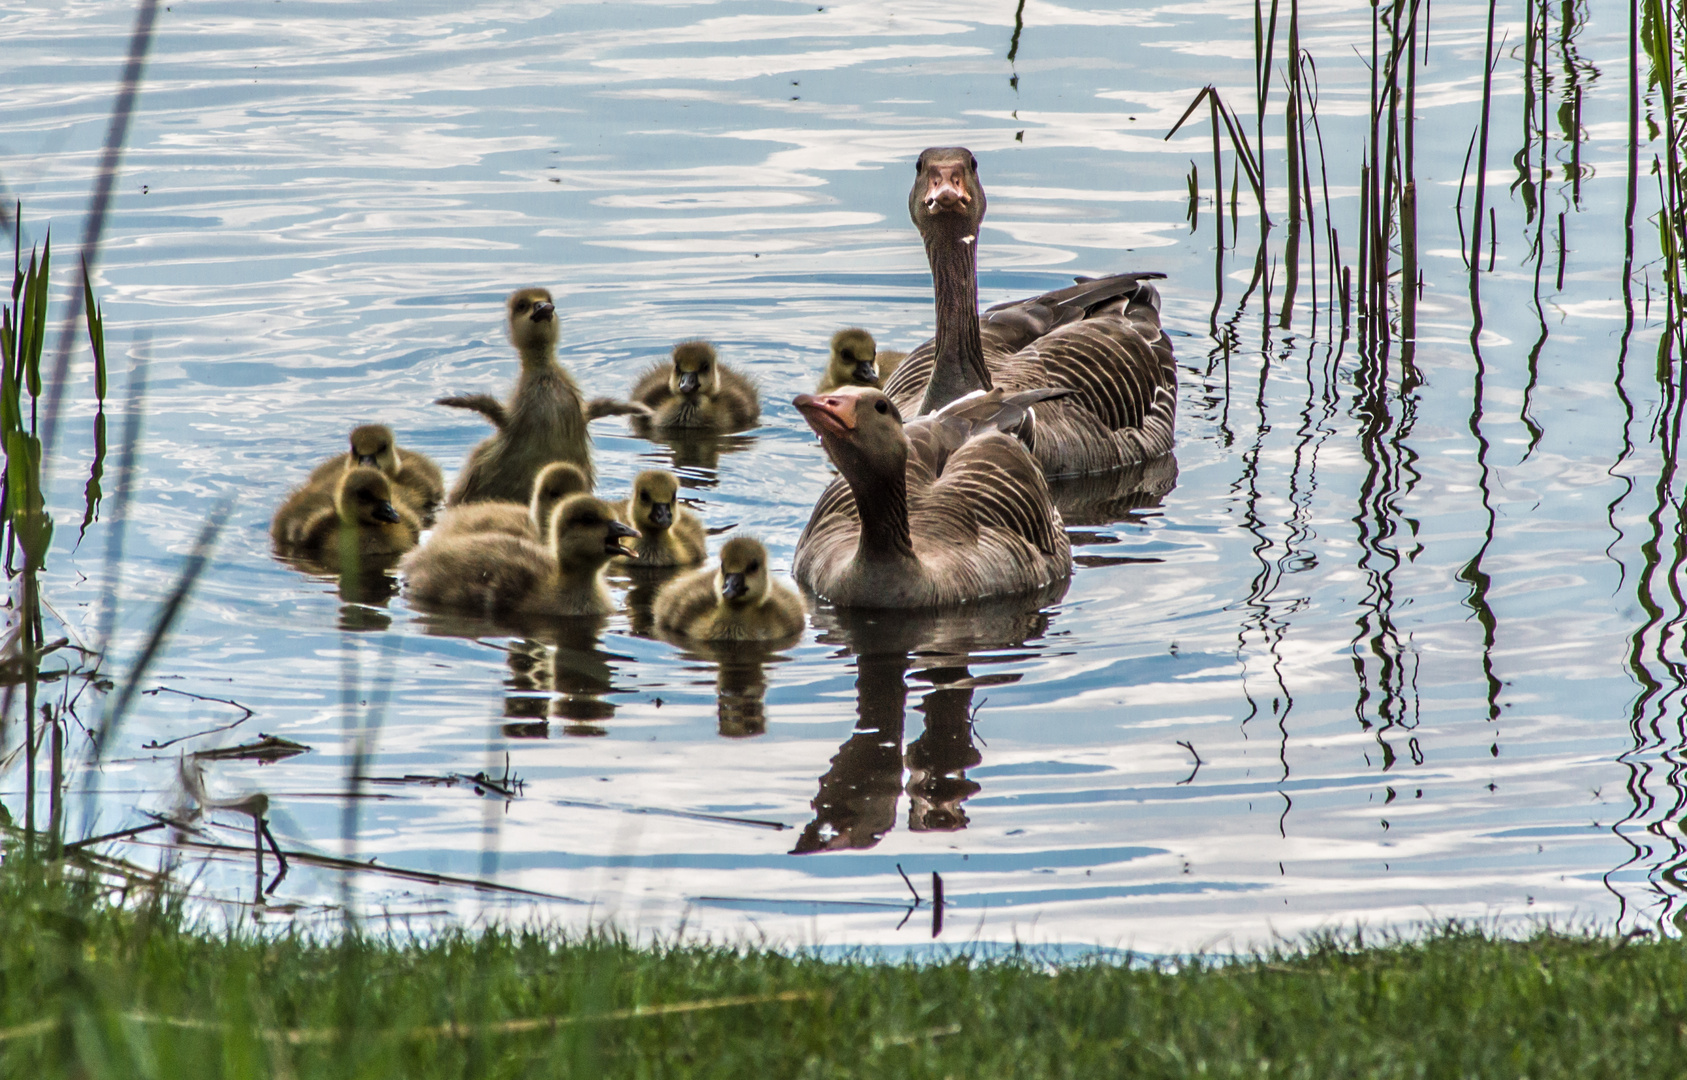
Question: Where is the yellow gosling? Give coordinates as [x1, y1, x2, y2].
[432, 461, 591, 544]
[619, 469, 705, 567]
[273, 466, 420, 565]
[816, 328, 906, 393]
[653, 536, 805, 642]
[629, 340, 759, 433]
[402, 494, 636, 618]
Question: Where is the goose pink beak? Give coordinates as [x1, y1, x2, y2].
[924, 170, 971, 212]
[793, 392, 858, 437]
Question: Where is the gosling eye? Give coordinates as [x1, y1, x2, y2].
[639, 492, 650, 503]
[515, 300, 529, 311]
[969, 154, 979, 172]
[874, 399, 889, 414]
[746, 560, 760, 574]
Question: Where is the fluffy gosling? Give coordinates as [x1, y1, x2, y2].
[619, 469, 706, 567]
[432, 461, 591, 544]
[653, 536, 805, 642]
[815, 329, 907, 393]
[401, 494, 636, 618]
[629, 340, 759, 433]
[272, 466, 421, 565]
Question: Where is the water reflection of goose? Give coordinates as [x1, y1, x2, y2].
[635, 432, 758, 485]
[816, 328, 907, 392]
[503, 623, 625, 735]
[664, 637, 798, 738]
[792, 589, 1060, 853]
[883, 147, 1178, 476]
[792, 386, 1071, 607]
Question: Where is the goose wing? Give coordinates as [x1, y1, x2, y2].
[921, 431, 1068, 566]
[881, 273, 1166, 416]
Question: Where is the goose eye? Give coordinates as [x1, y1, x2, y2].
[874, 399, 888, 414]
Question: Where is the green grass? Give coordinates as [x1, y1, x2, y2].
[2, 856, 1685, 1078]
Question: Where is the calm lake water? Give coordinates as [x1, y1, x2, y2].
[3, 0, 1682, 953]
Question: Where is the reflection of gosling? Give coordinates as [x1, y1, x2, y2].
[401, 494, 636, 617]
[432, 462, 590, 544]
[630, 341, 759, 433]
[815, 329, 907, 393]
[654, 537, 805, 641]
[305, 423, 444, 523]
[272, 467, 421, 563]
[619, 469, 705, 567]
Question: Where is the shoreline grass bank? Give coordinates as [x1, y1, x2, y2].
[2, 859, 1684, 1078]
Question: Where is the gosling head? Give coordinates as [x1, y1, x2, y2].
[716, 536, 771, 607]
[829, 329, 881, 388]
[506, 287, 559, 355]
[668, 340, 720, 398]
[793, 386, 909, 486]
[549, 494, 638, 571]
[630, 469, 680, 534]
[334, 466, 404, 527]
[347, 424, 400, 474]
[909, 147, 985, 241]
[529, 461, 592, 536]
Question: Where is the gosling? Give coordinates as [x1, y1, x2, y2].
[619, 469, 706, 567]
[432, 461, 591, 544]
[271, 466, 421, 565]
[401, 494, 637, 618]
[653, 536, 805, 642]
[304, 423, 444, 523]
[815, 329, 907, 393]
[629, 340, 759, 433]
[439, 288, 642, 503]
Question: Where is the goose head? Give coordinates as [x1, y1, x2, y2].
[347, 424, 400, 473]
[549, 494, 638, 572]
[530, 461, 591, 534]
[630, 469, 680, 534]
[909, 147, 985, 242]
[668, 340, 720, 399]
[717, 536, 771, 607]
[793, 386, 909, 489]
[828, 329, 881, 387]
[506, 287, 559, 354]
[335, 467, 404, 527]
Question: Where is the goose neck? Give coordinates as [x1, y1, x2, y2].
[921, 228, 987, 414]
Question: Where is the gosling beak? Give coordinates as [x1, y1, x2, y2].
[648, 502, 673, 530]
[852, 360, 880, 385]
[531, 301, 555, 323]
[373, 500, 401, 524]
[356, 453, 380, 467]
[677, 371, 700, 395]
[793, 392, 857, 439]
[925, 172, 971, 212]
[720, 572, 748, 601]
[606, 519, 638, 556]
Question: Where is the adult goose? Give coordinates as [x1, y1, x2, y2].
[438, 288, 642, 502]
[792, 385, 1071, 608]
[880, 147, 1177, 477]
